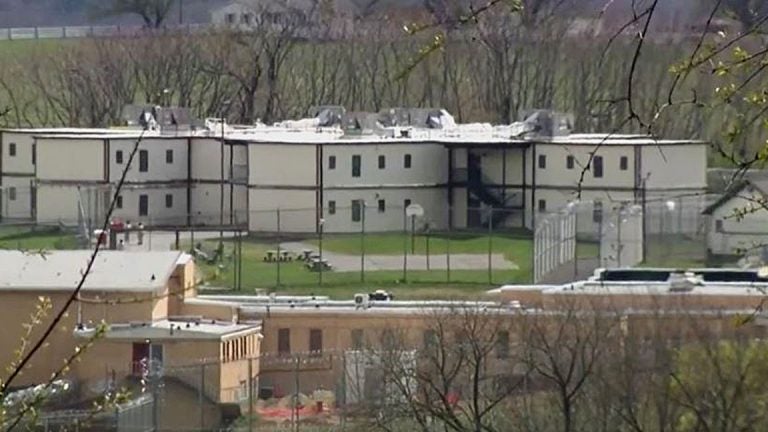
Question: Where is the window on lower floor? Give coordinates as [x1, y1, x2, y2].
[8, 187, 16, 201]
[8, 143, 16, 157]
[538, 199, 546, 212]
[593, 201, 603, 223]
[165, 194, 173, 208]
[538, 154, 546, 169]
[278, 328, 290, 355]
[115, 150, 123, 164]
[328, 200, 336, 215]
[328, 155, 336, 170]
[378, 199, 385, 213]
[566, 155, 574, 169]
[116, 195, 123, 209]
[309, 329, 323, 356]
[165, 149, 173, 164]
[378, 155, 385, 169]
[715, 219, 724, 232]
[351, 199, 363, 222]
[404, 154, 412, 168]
[139, 194, 148, 216]
[620, 156, 628, 171]
[404, 199, 411, 209]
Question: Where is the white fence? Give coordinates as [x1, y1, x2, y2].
[0, 23, 208, 41]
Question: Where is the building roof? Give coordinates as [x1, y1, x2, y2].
[702, 178, 768, 215]
[75, 318, 261, 341]
[0, 250, 187, 292]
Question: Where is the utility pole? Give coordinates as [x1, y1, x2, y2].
[178, 0, 183, 25]
[277, 209, 282, 287]
[360, 202, 366, 282]
[319, 219, 324, 286]
[402, 209, 408, 282]
[488, 207, 493, 285]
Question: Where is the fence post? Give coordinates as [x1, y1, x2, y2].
[360, 202, 365, 283]
[402, 208, 408, 283]
[277, 208, 282, 288]
[446, 228, 451, 283]
[248, 358, 253, 431]
[488, 208, 493, 285]
[199, 363, 206, 429]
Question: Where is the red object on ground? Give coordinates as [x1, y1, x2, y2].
[446, 391, 460, 406]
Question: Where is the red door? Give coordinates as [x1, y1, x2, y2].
[132, 342, 149, 375]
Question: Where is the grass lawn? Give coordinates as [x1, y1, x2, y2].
[195, 232, 536, 299]
[640, 235, 709, 269]
[0, 225, 80, 250]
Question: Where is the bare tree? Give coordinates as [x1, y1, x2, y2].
[92, 0, 175, 28]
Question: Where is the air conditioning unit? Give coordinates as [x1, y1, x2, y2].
[354, 293, 368, 309]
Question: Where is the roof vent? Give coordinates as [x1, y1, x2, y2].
[668, 272, 702, 292]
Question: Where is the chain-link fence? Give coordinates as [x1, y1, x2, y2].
[533, 194, 718, 283]
[181, 204, 534, 291]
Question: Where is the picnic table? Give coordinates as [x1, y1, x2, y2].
[264, 250, 277, 262]
[280, 250, 292, 261]
[306, 258, 332, 272]
[300, 249, 314, 261]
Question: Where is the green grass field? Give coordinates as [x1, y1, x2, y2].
[0, 225, 80, 250]
[195, 232, 537, 299]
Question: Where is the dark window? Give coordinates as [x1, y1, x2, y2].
[566, 155, 574, 169]
[620, 156, 628, 171]
[378, 155, 385, 169]
[309, 329, 323, 355]
[351, 199, 362, 222]
[278, 328, 290, 355]
[116, 195, 123, 209]
[328, 200, 336, 215]
[352, 155, 361, 177]
[165, 194, 173, 208]
[139, 150, 148, 172]
[351, 329, 364, 350]
[116, 150, 123, 164]
[225, 13, 236, 23]
[593, 201, 603, 223]
[715, 219, 724, 232]
[165, 149, 173, 164]
[538, 154, 546, 169]
[242, 13, 251, 24]
[328, 155, 336, 170]
[593, 155, 603, 178]
[31, 143, 36, 165]
[8, 187, 16, 201]
[404, 154, 412, 168]
[538, 199, 546, 212]
[8, 143, 15, 157]
[404, 199, 411, 209]
[139, 194, 149, 216]
[496, 331, 510, 359]
[378, 199, 385, 213]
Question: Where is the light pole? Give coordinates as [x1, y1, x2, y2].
[360, 202, 366, 283]
[319, 218, 325, 286]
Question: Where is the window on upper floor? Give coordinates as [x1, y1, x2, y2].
[278, 328, 291, 355]
[242, 13, 252, 24]
[139, 150, 148, 172]
[116, 150, 123, 164]
[593, 155, 603, 178]
[538, 154, 546, 169]
[328, 155, 336, 170]
[620, 156, 628, 171]
[378, 155, 385, 169]
[225, 13, 236, 24]
[352, 155, 361, 177]
[566, 155, 574, 169]
[715, 219, 724, 232]
[31, 144, 36, 165]
[404, 154, 412, 168]
[8, 143, 16, 157]
[166, 149, 173, 164]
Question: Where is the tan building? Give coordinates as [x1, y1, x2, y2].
[703, 178, 768, 256]
[0, 250, 261, 406]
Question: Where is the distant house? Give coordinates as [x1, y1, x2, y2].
[703, 179, 768, 256]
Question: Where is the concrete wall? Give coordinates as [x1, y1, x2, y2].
[36, 138, 104, 181]
[532, 143, 635, 189]
[1, 131, 36, 175]
[249, 144, 316, 187]
[248, 189, 316, 232]
[641, 144, 707, 190]
[113, 185, 188, 225]
[108, 138, 188, 183]
[323, 143, 447, 187]
[0, 175, 34, 220]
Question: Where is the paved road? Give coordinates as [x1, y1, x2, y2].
[280, 241, 519, 272]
